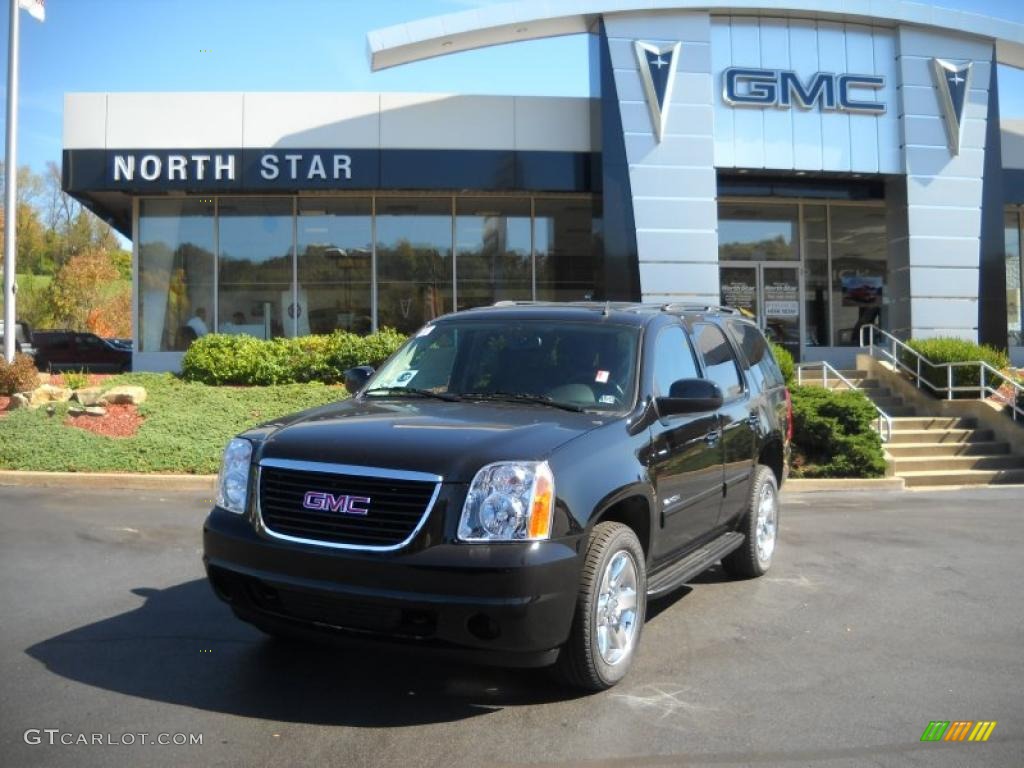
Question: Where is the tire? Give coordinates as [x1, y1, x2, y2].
[721, 464, 779, 579]
[553, 522, 646, 691]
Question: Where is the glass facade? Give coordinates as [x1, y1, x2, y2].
[137, 194, 599, 351]
[297, 197, 373, 336]
[217, 198, 295, 339]
[718, 200, 887, 352]
[137, 199, 215, 352]
[1007, 208, 1023, 347]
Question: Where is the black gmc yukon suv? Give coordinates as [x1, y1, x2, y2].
[204, 303, 791, 690]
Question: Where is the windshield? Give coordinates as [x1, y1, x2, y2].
[366, 320, 640, 412]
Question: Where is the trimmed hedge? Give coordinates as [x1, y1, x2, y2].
[181, 329, 407, 386]
[902, 337, 1009, 398]
[789, 384, 886, 479]
[770, 342, 794, 385]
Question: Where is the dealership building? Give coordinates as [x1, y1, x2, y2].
[61, 0, 1024, 370]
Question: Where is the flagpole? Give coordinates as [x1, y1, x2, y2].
[3, 0, 20, 363]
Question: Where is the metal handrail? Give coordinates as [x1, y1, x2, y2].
[796, 360, 893, 443]
[859, 325, 1024, 423]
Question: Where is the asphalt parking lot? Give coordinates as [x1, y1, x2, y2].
[0, 484, 1021, 768]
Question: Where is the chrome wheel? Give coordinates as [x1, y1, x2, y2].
[595, 550, 639, 666]
[755, 481, 777, 566]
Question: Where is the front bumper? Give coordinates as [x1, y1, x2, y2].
[203, 506, 583, 667]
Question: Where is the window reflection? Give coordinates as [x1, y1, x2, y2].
[376, 198, 453, 334]
[535, 198, 598, 301]
[803, 205, 829, 346]
[1006, 209, 1022, 347]
[719, 203, 799, 261]
[831, 206, 886, 346]
[218, 198, 295, 339]
[298, 198, 373, 335]
[455, 197, 532, 310]
[138, 199, 215, 352]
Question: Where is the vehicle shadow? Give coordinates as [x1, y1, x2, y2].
[24, 579, 585, 727]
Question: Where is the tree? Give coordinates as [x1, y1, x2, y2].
[47, 248, 121, 330]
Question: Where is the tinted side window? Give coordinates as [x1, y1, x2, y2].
[652, 325, 699, 396]
[730, 321, 784, 391]
[695, 323, 743, 400]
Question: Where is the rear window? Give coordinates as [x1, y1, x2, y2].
[730, 321, 784, 391]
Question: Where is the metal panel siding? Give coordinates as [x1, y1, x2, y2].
[710, 17, 897, 173]
[847, 24, 879, 173]
[605, 10, 720, 302]
[788, 19, 823, 170]
[730, 17, 765, 169]
[895, 25, 995, 340]
[759, 18, 794, 170]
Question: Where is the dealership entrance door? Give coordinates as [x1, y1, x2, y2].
[720, 262, 803, 361]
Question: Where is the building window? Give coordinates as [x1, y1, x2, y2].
[535, 197, 598, 301]
[137, 199, 215, 352]
[718, 203, 800, 261]
[830, 206, 886, 346]
[217, 198, 295, 339]
[803, 205, 829, 347]
[1007, 208, 1023, 347]
[375, 197, 453, 334]
[455, 197, 532, 310]
[297, 198, 373, 336]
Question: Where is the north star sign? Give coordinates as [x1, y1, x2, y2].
[111, 151, 354, 183]
[723, 67, 886, 114]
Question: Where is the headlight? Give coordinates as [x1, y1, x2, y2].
[458, 461, 554, 542]
[216, 438, 253, 514]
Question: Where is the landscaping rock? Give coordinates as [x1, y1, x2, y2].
[72, 387, 105, 407]
[9, 393, 30, 410]
[84, 406, 108, 417]
[36, 372, 51, 387]
[100, 385, 147, 406]
[30, 385, 72, 407]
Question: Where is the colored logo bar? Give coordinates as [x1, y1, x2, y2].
[920, 721, 997, 742]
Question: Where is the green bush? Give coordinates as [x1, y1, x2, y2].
[770, 342, 794, 385]
[0, 353, 40, 395]
[181, 329, 408, 386]
[62, 370, 89, 390]
[902, 337, 1009, 398]
[789, 384, 886, 478]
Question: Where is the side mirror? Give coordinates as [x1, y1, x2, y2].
[656, 378, 723, 416]
[344, 365, 374, 395]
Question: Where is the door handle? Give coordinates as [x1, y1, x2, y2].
[704, 430, 720, 445]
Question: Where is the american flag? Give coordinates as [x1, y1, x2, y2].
[18, 0, 45, 22]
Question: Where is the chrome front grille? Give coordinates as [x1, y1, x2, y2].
[256, 459, 441, 551]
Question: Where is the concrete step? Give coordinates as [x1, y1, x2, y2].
[900, 469, 1024, 487]
[892, 454, 1024, 473]
[882, 405, 919, 417]
[889, 416, 977, 431]
[888, 428, 994, 444]
[796, 371, 867, 385]
[885, 441, 1010, 458]
[869, 396, 904, 409]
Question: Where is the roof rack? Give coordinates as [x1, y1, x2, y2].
[659, 303, 743, 315]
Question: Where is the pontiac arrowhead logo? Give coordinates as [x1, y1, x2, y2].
[634, 41, 681, 142]
[931, 58, 972, 155]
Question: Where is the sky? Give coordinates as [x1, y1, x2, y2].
[1, 0, 1023, 175]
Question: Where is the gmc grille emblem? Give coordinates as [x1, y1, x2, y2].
[302, 491, 371, 516]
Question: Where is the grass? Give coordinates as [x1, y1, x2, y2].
[0, 373, 346, 474]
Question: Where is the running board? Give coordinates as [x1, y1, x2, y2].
[646, 532, 745, 598]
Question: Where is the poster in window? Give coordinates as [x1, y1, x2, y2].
[841, 275, 883, 307]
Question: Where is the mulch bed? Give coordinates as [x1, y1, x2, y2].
[0, 395, 9, 413]
[65, 404, 143, 439]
